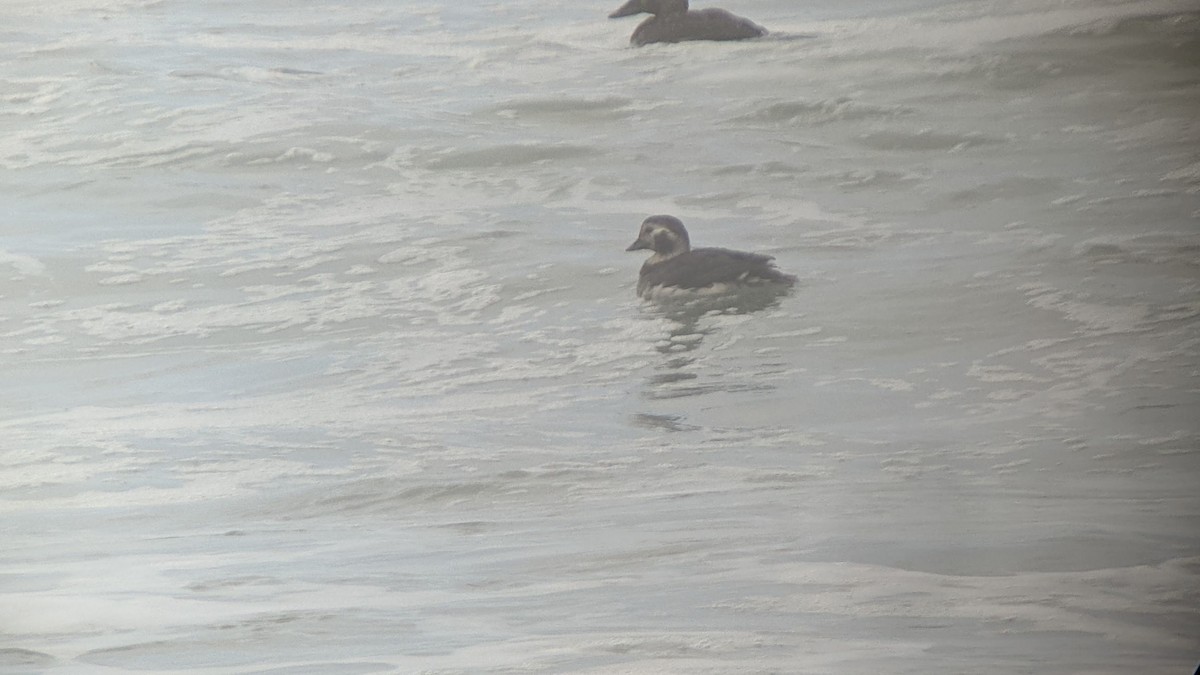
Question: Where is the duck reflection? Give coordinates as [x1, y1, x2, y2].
[637, 290, 792, 403]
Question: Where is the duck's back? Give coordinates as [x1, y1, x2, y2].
[683, 8, 766, 41]
[638, 247, 794, 296]
[631, 8, 766, 45]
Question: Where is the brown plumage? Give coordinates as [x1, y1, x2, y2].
[608, 0, 766, 46]
[625, 215, 795, 299]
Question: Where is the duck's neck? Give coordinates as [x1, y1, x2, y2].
[647, 249, 684, 265]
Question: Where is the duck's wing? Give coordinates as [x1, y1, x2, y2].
[644, 247, 794, 290]
[681, 8, 767, 41]
[630, 8, 766, 45]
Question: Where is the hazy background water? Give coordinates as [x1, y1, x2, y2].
[2, 0, 1198, 672]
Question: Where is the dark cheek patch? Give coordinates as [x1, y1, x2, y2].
[653, 231, 672, 251]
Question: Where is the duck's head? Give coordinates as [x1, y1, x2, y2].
[625, 214, 691, 259]
[609, 0, 688, 19]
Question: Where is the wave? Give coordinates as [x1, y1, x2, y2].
[857, 128, 1002, 152]
[487, 95, 635, 121]
[417, 142, 598, 170]
[729, 98, 911, 126]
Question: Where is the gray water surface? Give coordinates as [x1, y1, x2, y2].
[2, 0, 1198, 672]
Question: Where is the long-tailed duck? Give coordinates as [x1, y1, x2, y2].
[625, 214, 795, 299]
[608, 0, 767, 46]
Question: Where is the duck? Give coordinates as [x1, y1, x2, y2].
[608, 0, 767, 46]
[625, 214, 795, 299]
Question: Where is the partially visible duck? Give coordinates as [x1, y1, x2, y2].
[625, 215, 795, 299]
[608, 0, 767, 46]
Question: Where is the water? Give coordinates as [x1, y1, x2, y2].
[2, 0, 1198, 672]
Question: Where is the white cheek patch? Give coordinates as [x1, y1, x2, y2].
[647, 224, 684, 252]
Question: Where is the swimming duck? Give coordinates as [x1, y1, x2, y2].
[625, 215, 795, 299]
[608, 0, 767, 46]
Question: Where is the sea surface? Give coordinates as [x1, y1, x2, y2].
[2, 0, 1198, 672]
